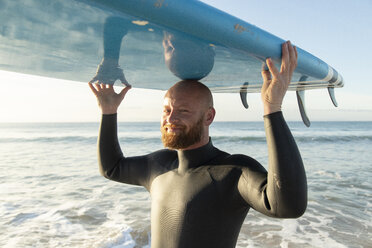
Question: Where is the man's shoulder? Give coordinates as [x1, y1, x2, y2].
[211, 151, 260, 167]
[225, 154, 266, 173]
[210, 150, 267, 173]
[147, 148, 178, 169]
[141, 149, 179, 186]
[203, 153, 264, 181]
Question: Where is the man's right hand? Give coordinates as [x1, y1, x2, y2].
[89, 83, 131, 115]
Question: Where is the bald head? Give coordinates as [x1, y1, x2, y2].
[165, 80, 213, 110]
[162, 80, 215, 150]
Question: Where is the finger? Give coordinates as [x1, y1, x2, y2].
[261, 70, 271, 82]
[293, 46, 298, 72]
[99, 83, 106, 90]
[294, 46, 298, 60]
[123, 81, 132, 87]
[266, 58, 280, 79]
[89, 76, 98, 84]
[120, 78, 131, 87]
[119, 73, 131, 87]
[88, 82, 98, 95]
[261, 63, 271, 83]
[280, 41, 290, 73]
[118, 85, 132, 99]
[288, 42, 297, 73]
[94, 82, 101, 91]
[105, 84, 114, 92]
[261, 69, 271, 94]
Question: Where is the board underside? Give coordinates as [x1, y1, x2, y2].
[0, 0, 344, 93]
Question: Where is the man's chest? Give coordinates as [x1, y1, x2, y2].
[150, 169, 215, 208]
[149, 166, 243, 214]
[149, 168, 225, 236]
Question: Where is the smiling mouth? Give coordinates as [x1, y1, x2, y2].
[164, 125, 184, 133]
[166, 127, 181, 133]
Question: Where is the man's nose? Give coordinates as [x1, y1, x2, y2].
[167, 110, 180, 124]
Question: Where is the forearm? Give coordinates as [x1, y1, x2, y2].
[97, 114, 150, 187]
[264, 111, 307, 217]
[98, 113, 123, 178]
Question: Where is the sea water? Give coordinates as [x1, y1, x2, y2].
[0, 121, 371, 248]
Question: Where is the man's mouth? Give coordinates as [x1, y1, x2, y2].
[164, 125, 185, 133]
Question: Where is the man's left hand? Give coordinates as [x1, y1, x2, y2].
[261, 41, 298, 115]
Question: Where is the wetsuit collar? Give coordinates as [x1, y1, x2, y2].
[177, 138, 219, 173]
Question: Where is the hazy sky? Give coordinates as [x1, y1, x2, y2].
[1, 0, 371, 122]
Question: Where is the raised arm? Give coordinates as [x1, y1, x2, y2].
[261, 41, 297, 115]
[238, 41, 307, 218]
[89, 83, 151, 188]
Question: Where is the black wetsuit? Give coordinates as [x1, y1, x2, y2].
[98, 112, 307, 248]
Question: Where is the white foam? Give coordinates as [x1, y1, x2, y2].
[237, 205, 351, 248]
[100, 226, 136, 248]
[313, 170, 343, 180]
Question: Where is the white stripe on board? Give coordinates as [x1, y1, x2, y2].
[322, 65, 334, 82]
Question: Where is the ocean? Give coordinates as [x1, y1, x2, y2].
[0, 121, 371, 248]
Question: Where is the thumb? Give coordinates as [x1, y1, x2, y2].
[266, 58, 280, 78]
[261, 61, 271, 91]
[119, 85, 131, 99]
[119, 73, 131, 87]
[261, 69, 271, 84]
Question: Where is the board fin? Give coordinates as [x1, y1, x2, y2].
[240, 82, 249, 109]
[328, 87, 338, 107]
[296, 76, 310, 127]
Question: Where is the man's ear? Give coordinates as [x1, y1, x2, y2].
[205, 107, 216, 126]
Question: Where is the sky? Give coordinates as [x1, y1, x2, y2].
[0, 0, 371, 122]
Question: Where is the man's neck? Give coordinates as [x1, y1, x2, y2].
[176, 138, 217, 174]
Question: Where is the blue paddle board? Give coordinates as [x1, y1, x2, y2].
[0, 0, 344, 125]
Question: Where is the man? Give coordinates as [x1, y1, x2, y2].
[89, 41, 307, 248]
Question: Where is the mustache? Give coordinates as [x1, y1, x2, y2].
[162, 124, 186, 129]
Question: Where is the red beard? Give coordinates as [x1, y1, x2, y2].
[161, 117, 203, 150]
